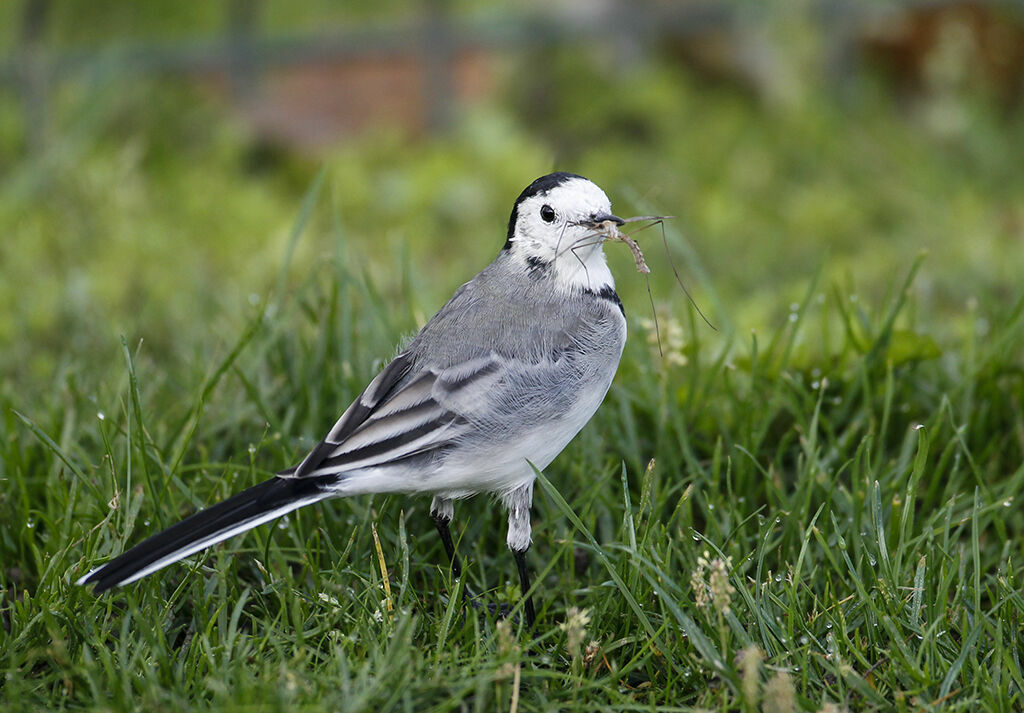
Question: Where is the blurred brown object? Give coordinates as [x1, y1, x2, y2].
[228, 50, 495, 152]
[658, 1, 1024, 109]
[860, 2, 1024, 106]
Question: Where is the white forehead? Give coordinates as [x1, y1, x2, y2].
[522, 177, 612, 216]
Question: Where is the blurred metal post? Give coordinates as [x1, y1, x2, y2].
[422, 0, 455, 133]
[819, 0, 862, 98]
[608, 0, 650, 71]
[19, 0, 50, 153]
[226, 0, 262, 103]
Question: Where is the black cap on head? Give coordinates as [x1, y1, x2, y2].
[504, 172, 587, 250]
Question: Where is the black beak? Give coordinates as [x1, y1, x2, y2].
[588, 213, 625, 227]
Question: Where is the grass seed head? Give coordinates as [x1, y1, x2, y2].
[560, 607, 592, 659]
[763, 670, 797, 713]
[692, 551, 735, 614]
[496, 620, 515, 657]
[737, 645, 764, 706]
[691, 553, 711, 609]
[817, 703, 848, 713]
[640, 313, 687, 366]
[708, 556, 735, 615]
[494, 620, 520, 680]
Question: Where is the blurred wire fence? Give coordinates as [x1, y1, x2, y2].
[4, 0, 1024, 152]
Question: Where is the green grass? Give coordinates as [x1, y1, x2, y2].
[3, 199, 1023, 710]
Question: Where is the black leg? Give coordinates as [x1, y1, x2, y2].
[432, 491, 536, 627]
[512, 547, 536, 629]
[432, 512, 462, 579]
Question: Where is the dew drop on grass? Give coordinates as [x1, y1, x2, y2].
[826, 622, 833, 629]
[26, 519, 34, 529]
[774, 574, 782, 583]
[144, 520, 150, 526]
[800, 636, 809, 645]
[248, 445, 256, 455]
[1004, 498, 1014, 507]
[788, 312, 799, 323]
[97, 412, 105, 421]
[868, 556, 877, 566]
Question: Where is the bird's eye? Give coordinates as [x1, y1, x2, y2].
[540, 204, 556, 223]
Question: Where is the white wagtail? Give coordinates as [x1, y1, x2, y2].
[78, 172, 629, 627]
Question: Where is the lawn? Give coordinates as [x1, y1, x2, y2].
[2, 41, 1024, 712]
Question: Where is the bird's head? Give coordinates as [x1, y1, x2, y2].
[504, 172, 623, 291]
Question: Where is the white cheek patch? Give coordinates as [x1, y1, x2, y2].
[509, 178, 617, 292]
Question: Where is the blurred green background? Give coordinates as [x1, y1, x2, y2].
[2, 0, 1023, 396]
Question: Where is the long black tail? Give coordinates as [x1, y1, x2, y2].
[77, 476, 333, 593]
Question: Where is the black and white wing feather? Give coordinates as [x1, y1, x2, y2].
[279, 352, 504, 479]
[77, 351, 501, 592]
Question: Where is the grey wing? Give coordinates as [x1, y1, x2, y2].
[279, 352, 504, 479]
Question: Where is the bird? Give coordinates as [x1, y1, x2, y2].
[77, 172, 629, 628]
